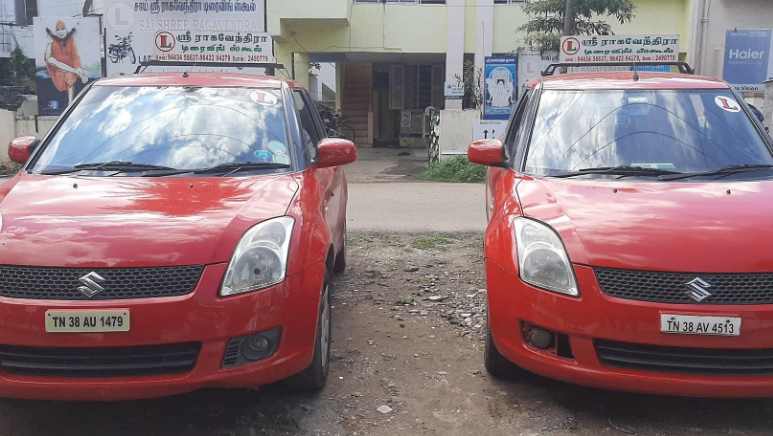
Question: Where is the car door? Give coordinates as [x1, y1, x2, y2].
[293, 89, 343, 246]
[486, 89, 533, 222]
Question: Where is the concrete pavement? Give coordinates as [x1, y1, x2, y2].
[344, 147, 486, 233]
[347, 182, 487, 233]
[346, 147, 429, 183]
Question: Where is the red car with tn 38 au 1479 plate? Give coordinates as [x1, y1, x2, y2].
[469, 62, 773, 398]
[0, 72, 356, 400]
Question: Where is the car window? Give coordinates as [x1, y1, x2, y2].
[292, 90, 321, 162]
[31, 86, 293, 174]
[504, 90, 531, 160]
[524, 89, 773, 177]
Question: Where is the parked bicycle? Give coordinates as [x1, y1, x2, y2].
[318, 105, 356, 143]
[108, 33, 135, 64]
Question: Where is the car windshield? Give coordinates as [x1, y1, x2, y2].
[524, 89, 773, 178]
[30, 86, 293, 175]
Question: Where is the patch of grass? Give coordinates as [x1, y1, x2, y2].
[412, 235, 452, 250]
[475, 232, 485, 249]
[380, 235, 404, 247]
[418, 155, 488, 183]
[395, 298, 416, 306]
[347, 234, 374, 245]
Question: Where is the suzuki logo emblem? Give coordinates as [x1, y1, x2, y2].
[685, 277, 712, 303]
[78, 272, 106, 298]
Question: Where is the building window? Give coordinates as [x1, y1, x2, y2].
[354, 0, 446, 4]
[390, 64, 445, 111]
[494, 0, 524, 4]
[25, 0, 38, 25]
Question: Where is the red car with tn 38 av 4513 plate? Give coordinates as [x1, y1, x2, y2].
[0, 72, 355, 400]
[470, 62, 773, 398]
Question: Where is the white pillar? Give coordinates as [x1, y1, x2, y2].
[445, 0, 465, 110]
[764, 79, 773, 131]
[475, 0, 494, 82]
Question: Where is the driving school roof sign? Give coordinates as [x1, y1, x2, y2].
[559, 35, 680, 64]
[152, 30, 275, 64]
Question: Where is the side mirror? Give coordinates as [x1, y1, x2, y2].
[8, 136, 39, 165]
[314, 138, 357, 168]
[467, 139, 506, 167]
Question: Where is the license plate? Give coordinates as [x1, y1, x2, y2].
[660, 314, 741, 336]
[45, 310, 130, 333]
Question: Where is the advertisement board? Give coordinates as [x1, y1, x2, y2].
[559, 34, 680, 64]
[723, 30, 773, 93]
[103, 0, 267, 76]
[34, 17, 102, 116]
[483, 56, 517, 120]
[444, 81, 464, 99]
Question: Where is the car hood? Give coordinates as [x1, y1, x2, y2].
[0, 174, 299, 267]
[517, 177, 773, 272]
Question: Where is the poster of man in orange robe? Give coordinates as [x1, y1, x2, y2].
[44, 21, 89, 105]
[34, 17, 101, 116]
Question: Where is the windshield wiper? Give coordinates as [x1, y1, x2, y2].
[658, 164, 773, 181]
[549, 165, 682, 178]
[39, 161, 176, 175]
[142, 162, 291, 177]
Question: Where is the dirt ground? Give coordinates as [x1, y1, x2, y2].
[1, 233, 773, 436]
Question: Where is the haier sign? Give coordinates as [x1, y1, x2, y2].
[723, 30, 773, 92]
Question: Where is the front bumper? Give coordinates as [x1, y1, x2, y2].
[0, 262, 325, 401]
[487, 260, 773, 398]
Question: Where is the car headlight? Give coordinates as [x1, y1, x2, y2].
[220, 217, 295, 297]
[513, 217, 579, 297]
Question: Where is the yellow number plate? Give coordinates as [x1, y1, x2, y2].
[45, 310, 130, 333]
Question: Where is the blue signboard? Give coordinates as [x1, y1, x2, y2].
[484, 56, 517, 120]
[723, 30, 773, 92]
[636, 65, 671, 72]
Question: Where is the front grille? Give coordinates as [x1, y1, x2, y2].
[596, 340, 773, 376]
[594, 267, 773, 305]
[0, 343, 201, 377]
[0, 265, 204, 300]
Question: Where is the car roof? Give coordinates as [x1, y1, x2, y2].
[528, 72, 728, 91]
[95, 72, 305, 89]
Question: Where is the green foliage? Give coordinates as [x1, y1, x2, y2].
[518, 0, 636, 53]
[9, 46, 34, 86]
[411, 235, 452, 250]
[419, 155, 488, 184]
[455, 61, 484, 112]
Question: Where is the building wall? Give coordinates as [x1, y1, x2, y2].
[274, 0, 692, 62]
[0, 109, 14, 161]
[693, 0, 773, 78]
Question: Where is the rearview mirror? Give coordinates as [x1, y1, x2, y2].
[314, 138, 357, 168]
[468, 139, 505, 167]
[8, 136, 39, 165]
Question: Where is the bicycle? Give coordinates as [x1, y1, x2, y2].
[318, 105, 356, 143]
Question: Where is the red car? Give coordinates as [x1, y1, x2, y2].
[469, 67, 773, 397]
[1, 72, 356, 400]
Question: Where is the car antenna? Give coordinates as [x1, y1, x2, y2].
[182, 63, 198, 78]
[632, 63, 640, 81]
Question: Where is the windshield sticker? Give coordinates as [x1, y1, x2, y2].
[627, 96, 649, 104]
[254, 150, 273, 159]
[631, 163, 676, 169]
[715, 96, 741, 113]
[272, 155, 289, 164]
[268, 141, 287, 154]
[250, 90, 279, 106]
